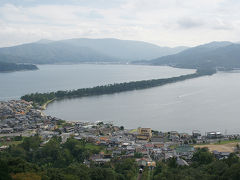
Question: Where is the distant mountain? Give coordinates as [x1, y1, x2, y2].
[0, 38, 188, 64]
[0, 61, 38, 72]
[56, 38, 188, 61]
[0, 42, 115, 64]
[147, 41, 240, 69]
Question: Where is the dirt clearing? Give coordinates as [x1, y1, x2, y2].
[194, 143, 239, 153]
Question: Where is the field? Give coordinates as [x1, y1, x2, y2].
[194, 140, 240, 152]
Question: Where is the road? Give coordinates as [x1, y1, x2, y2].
[137, 173, 142, 180]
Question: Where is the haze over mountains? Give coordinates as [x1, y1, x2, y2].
[1, 38, 240, 72]
[144, 41, 240, 70]
[0, 38, 187, 64]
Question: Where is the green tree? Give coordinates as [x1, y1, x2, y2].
[167, 157, 178, 168]
[134, 152, 143, 158]
[21, 136, 41, 152]
[223, 163, 240, 180]
[115, 159, 138, 180]
[224, 153, 239, 166]
[0, 159, 12, 180]
[192, 148, 215, 165]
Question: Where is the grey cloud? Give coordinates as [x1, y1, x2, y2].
[177, 18, 204, 29]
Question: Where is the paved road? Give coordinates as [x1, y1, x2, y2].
[137, 173, 142, 180]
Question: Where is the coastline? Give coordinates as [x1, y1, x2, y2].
[23, 70, 215, 107]
[41, 98, 56, 110]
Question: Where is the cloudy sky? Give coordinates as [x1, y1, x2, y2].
[0, 0, 240, 47]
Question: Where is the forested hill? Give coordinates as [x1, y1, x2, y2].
[0, 61, 38, 72]
[0, 42, 116, 64]
[141, 41, 240, 70]
[0, 38, 187, 64]
[2, 136, 240, 179]
[21, 68, 216, 106]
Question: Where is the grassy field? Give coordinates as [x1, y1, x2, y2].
[169, 144, 179, 149]
[213, 139, 240, 145]
[85, 143, 103, 151]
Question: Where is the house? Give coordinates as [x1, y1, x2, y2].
[98, 136, 109, 145]
[137, 128, 152, 141]
[0, 145, 8, 151]
[109, 137, 120, 146]
[151, 148, 162, 160]
[90, 153, 111, 164]
[192, 130, 201, 138]
[64, 126, 75, 133]
[139, 149, 149, 156]
[147, 161, 156, 168]
[93, 158, 111, 164]
[103, 154, 112, 158]
[169, 134, 180, 142]
[154, 143, 164, 148]
[144, 143, 154, 149]
[207, 131, 222, 139]
[169, 131, 179, 136]
[122, 142, 130, 147]
[175, 145, 194, 159]
[74, 136, 82, 141]
[126, 145, 135, 152]
[0, 128, 13, 133]
[99, 136, 109, 142]
[213, 150, 231, 159]
[164, 152, 174, 160]
[136, 158, 156, 169]
[40, 131, 58, 140]
[151, 136, 164, 143]
[112, 150, 122, 156]
[61, 133, 72, 143]
[136, 159, 148, 167]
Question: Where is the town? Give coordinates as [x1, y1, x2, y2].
[1, 100, 240, 169]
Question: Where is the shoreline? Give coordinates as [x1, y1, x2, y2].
[41, 98, 56, 110]
[23, 69, 216, 107]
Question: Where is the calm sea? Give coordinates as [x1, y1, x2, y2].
[43, 67, 240, 134]
[4, 64, 239, 134]
[0, 64, 193, 100]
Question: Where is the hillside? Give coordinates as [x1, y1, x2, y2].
[57, 38, 188, 61]
[147, 41, 240, 69]
[0, 38, 187, 64]
[0, 42, 115, 64]
[0, 61, 38, 72]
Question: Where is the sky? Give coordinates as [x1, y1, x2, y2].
[0, 0, 240, 47]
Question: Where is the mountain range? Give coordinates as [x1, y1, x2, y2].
[142, 41, 240, 70]
[0, 38, 187, 64]
[1, 38, 240, 71]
